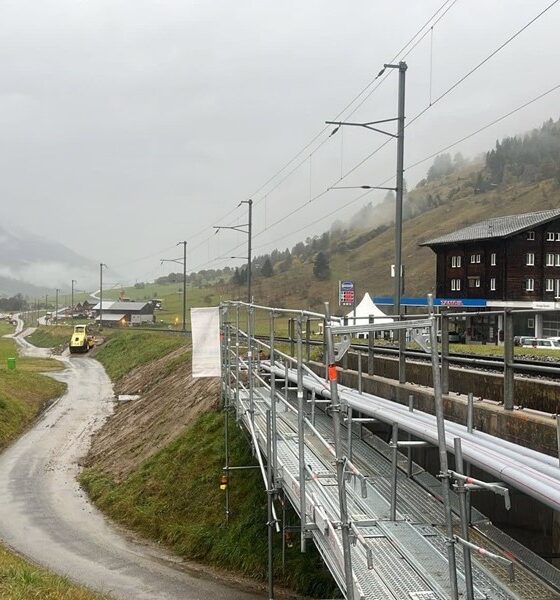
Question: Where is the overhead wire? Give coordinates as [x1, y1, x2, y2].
[165, 0, 555, 276]
[180, 1, 458, 264]
[226, 0, 558, 257]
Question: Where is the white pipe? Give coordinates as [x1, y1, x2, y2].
[265, 364, 560, 512]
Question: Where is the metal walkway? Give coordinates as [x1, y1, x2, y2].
[220, 301, 560, 599]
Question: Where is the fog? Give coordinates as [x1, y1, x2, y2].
[1, 0, 559, 289]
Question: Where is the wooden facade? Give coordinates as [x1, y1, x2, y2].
[423, 213, 560, 302]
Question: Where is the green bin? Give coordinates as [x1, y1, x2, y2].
[7, 357, 16, 371]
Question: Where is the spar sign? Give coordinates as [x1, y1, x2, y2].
[339, 280, 355, 307]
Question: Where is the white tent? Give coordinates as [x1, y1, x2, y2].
[340, 292, 393, 338]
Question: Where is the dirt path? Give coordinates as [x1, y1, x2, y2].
[0, 319, 262, 600]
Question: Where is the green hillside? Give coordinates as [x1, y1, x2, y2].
[114, 118, 560, 317]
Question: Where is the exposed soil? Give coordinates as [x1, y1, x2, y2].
[84, 347, 220, 482]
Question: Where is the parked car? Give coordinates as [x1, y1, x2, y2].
[521, 338, 560, 349]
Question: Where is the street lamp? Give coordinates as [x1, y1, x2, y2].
[161, 241, 188, 332]
[214, 199, 253, 303]
[326, 61, 407, 384]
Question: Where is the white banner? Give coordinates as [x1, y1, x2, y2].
[191, 307, 221, 378]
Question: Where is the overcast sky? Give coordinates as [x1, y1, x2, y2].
[2, 0, 560, 287]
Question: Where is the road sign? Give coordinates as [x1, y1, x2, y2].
[339, 280, 355, 307]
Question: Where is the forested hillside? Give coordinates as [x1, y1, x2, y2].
[157, 117, 560, 312]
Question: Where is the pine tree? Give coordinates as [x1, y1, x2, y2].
[313, 252, 331, 280]
[261, 257, 273, 278]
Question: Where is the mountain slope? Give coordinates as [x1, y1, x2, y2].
[239, 175, 560, 311]
[0, 224, 97, 294]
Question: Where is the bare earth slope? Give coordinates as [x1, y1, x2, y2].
[85, 347, 219, 482]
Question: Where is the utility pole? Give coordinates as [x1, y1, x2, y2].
[55, 288, 60, 325]
[389, 61, 407, 384]
[325, 61, 407, 383]
[71, 279, 77, 323]
[246, 198, 253, 303]
[161, 242, 188, 332]
[180, 241, 187, 332]
[99, 263, 107, 330]
[214, 198, 253, 303]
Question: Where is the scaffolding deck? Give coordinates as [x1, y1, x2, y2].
[232, 376, 558, 599]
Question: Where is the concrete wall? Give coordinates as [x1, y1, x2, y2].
[343, 352, 560, 414]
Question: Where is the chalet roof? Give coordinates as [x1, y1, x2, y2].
[420, 208, 560, 247]
[92, 301, 151, 312]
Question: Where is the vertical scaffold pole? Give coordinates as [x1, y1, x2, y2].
[454, 437, 474, 600]
[390, 422, 399, 520]
[235, 305, 240, 421]
[428, 294, 459, 599]
[407, 395, 414, 478]
[296, 315, 307, 553]
[221, 309, 230, 523]
[503, 309, 514, 410]
[368, 315, 374, 376]
[441, 310, 450, 395]
[347, 407, 353, 462]
[270, 311, 278, 483]
[248, 305, 255, 426]
[305, 316, 311, 363]
[325, 302, 355, 600]
[266, 410, 275, 600]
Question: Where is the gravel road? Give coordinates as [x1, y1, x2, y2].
[0, 323, 262, 599]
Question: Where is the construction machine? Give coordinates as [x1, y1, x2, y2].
[69, 324, 95, 354]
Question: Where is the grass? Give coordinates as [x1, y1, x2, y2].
[449, 343, 560, 360]
[0, 322, 14, 337]
[0, 330, 65, 451]
[81, 411, 339, 598]
[95, 331, 187, 381]
[25, 326, 75, 349]
[0, 546, 106, 599]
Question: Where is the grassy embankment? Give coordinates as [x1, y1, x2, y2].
[0, 322, 65, 449]
[0, 321, 106, 599]
[25, 325, 75, 349]
[82, 331, 339, 598]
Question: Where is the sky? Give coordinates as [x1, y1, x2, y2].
[1, 0, 560, 288]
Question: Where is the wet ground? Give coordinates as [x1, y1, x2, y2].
[0, 323, 262, 599]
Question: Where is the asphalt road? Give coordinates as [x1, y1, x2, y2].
[0, 323, 262, 600]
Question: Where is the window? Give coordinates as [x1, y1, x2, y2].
[490, 278, 496, 291]
[528, 318, 535, 329]
[547, 232, 555, 241]
[547, 253, 554, 266]
[526, 253, 535, 266]
[456, 255, 461, 268]
[470, 253, 481, 264]
[451, 279, 461, 291]
[451, 255, 461, 268]
[468, 276, 480, 288]
[557, 233, 560, 241]
[556, 254, 560, 267]
[546, 278, 554, 292]
[526, 278, 535, 292]
[490, 252, 496, 266]
[527, 231, 535, 240]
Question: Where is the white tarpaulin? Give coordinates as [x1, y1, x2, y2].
[191, 307, 221, 378]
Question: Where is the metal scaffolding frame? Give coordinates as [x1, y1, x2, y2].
[219, 299, 560, 600]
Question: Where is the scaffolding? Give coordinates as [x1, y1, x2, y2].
[219, 299, 560, 599]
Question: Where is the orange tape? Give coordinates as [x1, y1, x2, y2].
[328, 365, 337, 381]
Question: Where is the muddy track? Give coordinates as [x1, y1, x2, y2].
[0, 319, 261, 600]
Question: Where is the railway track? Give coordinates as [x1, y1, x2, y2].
[263, 336, 560, 378]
